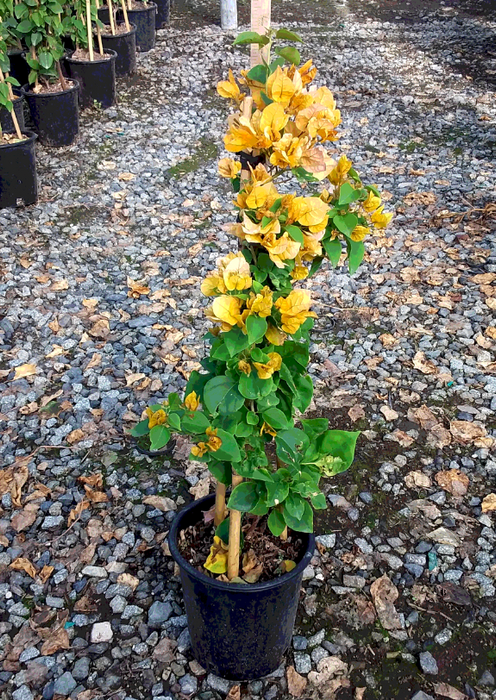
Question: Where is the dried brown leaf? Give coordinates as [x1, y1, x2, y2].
[481, 493, 496, 513]
[433, 682, 467, 700]
[41, 628, 70, 656]
[413, 351, 438, 375]
[370, 574, 402, 630]
[348, 404, 365, 422]
[13, 364, 37, 380]
[68, 500, 90, 526]
[287, 666, 308, 698]
[143, 495, 177, 512]
[450, 420, 487, 444]
[11, 503, 39, 532]
[435, 469, 469, 496]
[10, 557, 37, 579]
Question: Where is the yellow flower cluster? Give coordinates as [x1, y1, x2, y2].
[218, 63, 340, 180]
[201, 252, 253, 296]
[191, 427, 222, 458]
[146, 407, 168, 429]
[184, 391, 200, 411]
[238, 352, 282, 380]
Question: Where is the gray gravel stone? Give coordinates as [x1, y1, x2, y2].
[294, 653, 312, 675]
[419, 651, 438, 675]
[148, 601, 173, 628]
[53, 671, 77, 695]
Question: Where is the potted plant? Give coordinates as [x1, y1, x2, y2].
[0, 22, 25, 134]
[132, 27, 393, 680]
[0, 0, 30, 88]
[99, 0, 137, 76]
[64, 0, 117, 109]
[16, 0, 79, 147]
[119, 0, 157, 52]
[153, 0, 169, 30]
[0, 40, 37, 208]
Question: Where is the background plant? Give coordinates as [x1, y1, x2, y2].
[132, 27, 393, 581]
[0, 34, 22, 139]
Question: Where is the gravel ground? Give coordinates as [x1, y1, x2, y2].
[0, 0, 496, 699]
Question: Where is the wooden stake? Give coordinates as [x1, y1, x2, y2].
[214, 481, 226, 528]
[94, 0, 104, 53]
[240, 95, 253, 185]
[0, 68, 22, 139]
[121, 0, 131, 32]
[107, 0, 116, 35]
[250, 0, 271, 67]
[227, 472, 243, 580]
[86, 0, 95, 60]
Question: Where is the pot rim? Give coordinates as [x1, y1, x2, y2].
[125, 1, 157, 10]
[100, 23, 137, 38]
[169, 493, 315, 594]
[0, 130, 38, 150]
[21, 80, 80, 98]
[66, 48, 118, 64]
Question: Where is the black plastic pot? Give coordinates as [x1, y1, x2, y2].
[97, 6, 111, 23]
[131, 434, 174, 457]
[0, 89, 25, 134]
[22, 81, 79, 147]
[169, 494, 315, 680]
[0, 131, 38, 209]
[7, 49, 30, 89]
[120, 3, 156, 52]
[66, 49, 117, 109]
[154, 0, 169, 28]
[101, 24, 137, 76]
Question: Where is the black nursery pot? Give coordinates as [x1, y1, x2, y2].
[97, 6, 111, 23]
[154, 0, 169, 28]
[0, 131, 38, 209]
[169, 494, 315, 680]
[101, 24, 137, 76]
[66, 50, 117, 109]
[7, 49, 30, 89]
[120, 3, 157, 52]
[22, 80, 79, 147]
[0, 89, 25, 134]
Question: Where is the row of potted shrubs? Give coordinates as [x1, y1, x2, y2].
[0, 0, 171, 209]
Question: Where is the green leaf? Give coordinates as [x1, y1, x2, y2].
[224, 327, 250, 357]
[239, 373, 274, 400]
[292, 166, 319, 184]
[293, 374, 313, 413]
[37, 51, 53, 70]
[262, 407, 290, 431]
[283, 500, 313, 533]
[275, 46, 301, 66]
[308, 256, 324, 277]
[269, 57, 285, 73]
[17, 19, 34, 33]
[208, 461, 232, 486]
[276, 428, 309, 467]
[235, 422, 254, 437]
[338, 182, 361, 206]
[323, 237, 342, 268]
[130, 419, 149, 437]
[266, 480, 289, 507]
[246, 411, 258, 425]
[210, 429, 241, 462]
[149, 425, 171, 451]
[181, 410, 210, 434]
[203, 376, 244, 415]
[318, 429, 360, 472]
[284, 225, 304, 244]
[233, 31, 269, 46]
[227, 482, 259, 511]
[268, 509, 286, 536]
[275, 28, 303, 42]
[279, 362, 297, 394]
[167, 413, 181, 431]
[247, 64, 268, 83]
[285, 492, 305, 519]
[347, 239, 365, 275]
[246, 315, 267, 345]
[216, 517, 244, 547]
[334, 213, 358, 236]
[185, 370, 210, 401]
[311, 492, 327, 509]
[300, 418, 329, 442]
[260, 91, 273, 106]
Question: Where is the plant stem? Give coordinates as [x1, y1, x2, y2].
[214, 480, 226, 527]
[30, 46, 39, 90]
[56, 60, 68, 91]
[227, 471, 243, 580]
[0, 69, 22, 139]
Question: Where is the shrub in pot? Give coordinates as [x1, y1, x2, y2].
[99, 2, 137, 77]
[119, 0, 156, 52]
[64, 0, 117, 109]
[0, 41, 37, 208]
[131, 27, 393, 680]
[16, 0, 79, 146]
[0, 0, 30, 86]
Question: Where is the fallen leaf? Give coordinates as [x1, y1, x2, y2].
[11, 503, 40, 532]
[435, 469, 469, 496]
[67, 429, 85, 445]
[405, 471, 431, 489]
[412, 405, 439, 431]
[82, 298, 99, 310]
[79, 474, 103, 489]
[84, 486, 108, 503]
[437, 581, 471, 606]
[433, 682, 467, 700]
[348, 404, 365, 422]
[404, 191, 436, 206]
[119, 172, 135, 181]
[89, 318, 110, 339]
[127, 277, 150, 298]
[13, 364, 37, 380]
[143, 495, 177, 512]
[389, 430, 415, 447]
[126, 373, 146, 386]
[485, 326, 496, 340]
[370, 574, 402, 630]
[117, 572, 139, 590]
[427, 423, 452, 449]
[50, 279, 69, 291]
[450, 421, 487, 444]
[68, 500, 90, 526]
[413, 351, 438, 375]
[380, 405, 398, 421]
[39, 565, 54, 583]
[481, 493, 496, 513]
[287, 666, 307, 698]
[10, 557, 37, 579]
[226, 685, 241, 700]
[379, 333, 399, 348]
[41, 628, 70, 656]
[86, 353, 102, 370]
[400, 267, 421, 282]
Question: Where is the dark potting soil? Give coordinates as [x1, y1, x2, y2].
[71, 49, 111, 61]
[28, 80, 76, 95]
[0, 133, 27, 146]
[179, 511, 305, 584]
[101, 24, 133, 35]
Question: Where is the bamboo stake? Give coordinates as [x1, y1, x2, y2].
[240, 95, 253, 186]
[107, 0, 116, 35]
[127, 0, 131, 11]
[0, 68, 22, 140]
[86, 0, 95, 60]
[227, 472, 243, 580]
[94, 0, 104, 54]
[214, 481, 226, 528]
[121, 0, 131, 32]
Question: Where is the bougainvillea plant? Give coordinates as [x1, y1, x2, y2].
[131, 27, 393, 581]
